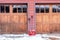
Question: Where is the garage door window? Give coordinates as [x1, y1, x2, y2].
[35, 5, 40, 13]
[58, 6, 60, 12]
[5, 5, 10, 13]
[13, 5, 27, 13]
[0, 5, 10, 13]
[23, 5, 27, 13]
[45, 5, 49, 13]
[1, 5, 4, 13]
[52, 5, 57, 13]
[13, 5, 17, 13]
[36, 5, 49, 13]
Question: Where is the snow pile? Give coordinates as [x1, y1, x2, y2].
[0, 34, 50, 40]
[42, 34, 60, 39]
[0, 34, 60, 40]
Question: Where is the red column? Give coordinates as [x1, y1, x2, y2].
[28, 0, 36, 36]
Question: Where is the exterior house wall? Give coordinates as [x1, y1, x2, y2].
[0, 0, 60, 34]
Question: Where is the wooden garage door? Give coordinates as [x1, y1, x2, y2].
[36, 4, 60, 33]
[0, 4, 27, 34]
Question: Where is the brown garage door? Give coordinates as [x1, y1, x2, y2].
[36, 4, 60, 33]
[0, 3, 28, 34]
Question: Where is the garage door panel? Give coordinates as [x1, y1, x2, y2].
[36, 23, 42, 33]
[36, 14, 42, 23]
[43, 15, 50, 24]
[42, 24, 49, 33]
[52, 15, 58, 23]
[11, 15, 19, 23]
[19, 15, 26, 23]
[57, 15, 60, 24]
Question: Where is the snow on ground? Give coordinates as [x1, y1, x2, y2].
[0, 34, 60, 40]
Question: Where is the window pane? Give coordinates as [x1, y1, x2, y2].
[45, 5, 49, 13]
[52, 5, 57, 13]
[1, 5, 4, 13]
[13, 8, 17, 13]
[23, 5, 27, 13]
[5, 5, 10, 13]
[35, 5, 39, 13]
[13, 5, 17, 13]
[17, 5, 22, 13]
[58, 6, 60, 12]
[40, 5, 44, 13]
[18, 8, 22, 13]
